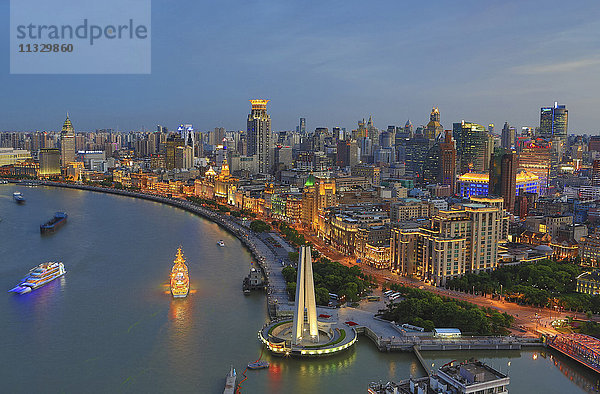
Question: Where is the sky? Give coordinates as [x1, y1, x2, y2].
[1, 0, 600, 134]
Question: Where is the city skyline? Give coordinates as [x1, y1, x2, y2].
[1, 0, 600, 132]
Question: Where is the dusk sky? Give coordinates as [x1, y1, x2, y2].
[2, 0, 600, 133]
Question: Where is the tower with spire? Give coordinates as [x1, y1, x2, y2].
[425, 107, 443, 140]
[60, 113, 76, 166]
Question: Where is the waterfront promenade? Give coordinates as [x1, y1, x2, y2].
[40, 181, 291, 318]
[36, 181, 543, 354]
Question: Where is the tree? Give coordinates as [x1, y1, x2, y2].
[250, 220, 270, 233]
[288, 251, 299, 263]
[315, 287, 330, 306]
[282, 266, 297, 283]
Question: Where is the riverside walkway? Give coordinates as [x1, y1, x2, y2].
[38, 182, 544, 353]
[41, 182, 290, 318]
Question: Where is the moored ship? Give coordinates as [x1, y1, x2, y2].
[170, 247, 190, 298]
[40, 212, 68, 233]
[8, 262, 66, 294]
[13, 192, 25, 204]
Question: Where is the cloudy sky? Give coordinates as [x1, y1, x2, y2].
[2, 0, 600, 133]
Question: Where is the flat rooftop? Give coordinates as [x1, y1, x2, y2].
[439, 360, 508, 386]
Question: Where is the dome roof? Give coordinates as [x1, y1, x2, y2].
[304, 174, 316, 187]
[534, 245, 553, 252]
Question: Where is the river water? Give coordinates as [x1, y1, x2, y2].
[1, 185, 598, 393]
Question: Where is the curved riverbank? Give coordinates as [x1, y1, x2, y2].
[39, 181, 289, 318]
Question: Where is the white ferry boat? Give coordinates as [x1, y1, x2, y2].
[9, 262, 66, 294]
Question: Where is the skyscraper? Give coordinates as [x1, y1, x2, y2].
[453, 120, 489, 173]
[439, 130, 457, 194]
[519, 139, 550, 195]
[298, 117, 306, 135]
[247, 99, 272, 174]
[501, 122, 515, 149]
[424, 107, 443, 140]
[539, 102, 568, 141]
[489, 150, 518, 213]
[60, 113, 76, 167]
[166, 134, 185, 169]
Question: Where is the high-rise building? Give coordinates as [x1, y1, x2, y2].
[39, 148, 61, 177]
[60, 114, 76, 167]
[166, 134, 185, 169]
[391, 200, 505, 286]
[501, 122, 516, 149]
[489, 151, 518, 213]
[519, 140, 551, 195]
[453, 121, 489, 173]
[298, 118, 306, 135]
[247, 99, 272, 174]
[539, 102, 568, 141]
[439, 131, 457, 194]
[424, 107, 443, 140]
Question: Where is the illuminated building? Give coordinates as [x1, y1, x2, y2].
[165, 134, 185, 170]
[0, 147, 31, 166]
[453, 121, 491, 173]
[38, 148, 61, 177]
[323, 205, 389, 256]
[540, 102, 568, 141]
[577, 271, 600, 295]
[458, 170, 539, 199]
[580, 233, 600, 267]
[247, 99, 272, 175]
[424, 107, 443, 140]
[301, 175, 337, 233]
[439, 130, 457, 194]
[391, 201, 505, 286]
[292, 245, 318, 344]
[390, 198, 430, 222]
[60, 114, 76, 166]
[355, 225, 391, 269]
[65, 162, 84, 181]
[519, 140, 551, 195]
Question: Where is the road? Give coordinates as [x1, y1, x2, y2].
[291, 224, 574, 336]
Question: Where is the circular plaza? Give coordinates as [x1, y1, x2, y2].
[258, 318, 357, 357]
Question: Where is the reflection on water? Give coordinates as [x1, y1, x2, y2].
[542, 351, 600, 393]
[1, 185, 596, 393]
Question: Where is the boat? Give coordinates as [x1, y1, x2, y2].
[223, 365, 236, 394]
[40, 212, 68, 233]
[170, 247, 189, 298]
[247, 361, 269, 370]
[218, 240, 225, 247]
[13, 192, 25, 204]
[8, 262, 66, 294]
[19, 180, 40, 187]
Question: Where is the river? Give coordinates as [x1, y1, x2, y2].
[1, 185, 598, 393]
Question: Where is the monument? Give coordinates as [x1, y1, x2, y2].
[258, 245, 358, 357]
[292, 245, 318, 344]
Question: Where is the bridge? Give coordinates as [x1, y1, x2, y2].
[548, 333, 600, 374]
